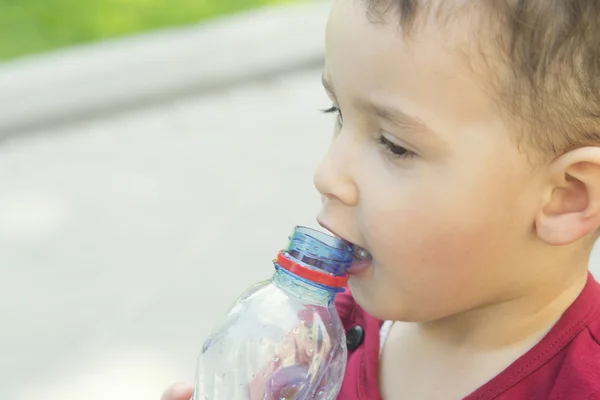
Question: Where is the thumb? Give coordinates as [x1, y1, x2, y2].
[161, 383, 193, 400]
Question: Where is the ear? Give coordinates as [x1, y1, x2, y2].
[536, 147, 600, 245]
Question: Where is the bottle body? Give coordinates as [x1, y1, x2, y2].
[194, 226, 353, 400]
[195, 269, 347, 400]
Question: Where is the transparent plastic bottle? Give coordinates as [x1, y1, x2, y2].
[194, 226, 353, 400]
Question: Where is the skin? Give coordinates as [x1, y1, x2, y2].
[163, 0, 600, 398]
[161, 383, 192, 400]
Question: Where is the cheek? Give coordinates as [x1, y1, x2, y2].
[365, 163, 529, 286]
[365, 205, 518, 318]
[370, 207, 487, 275]
[350, 155, 537, 320]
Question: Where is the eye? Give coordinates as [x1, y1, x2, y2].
[321, 105, 343, 126]
[377, 135, 415, 159]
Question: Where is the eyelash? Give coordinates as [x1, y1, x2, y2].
[322, 105, 343, 125]
[321, 105, 415, 159]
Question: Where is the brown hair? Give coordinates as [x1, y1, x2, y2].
[366, 0, 600, 158]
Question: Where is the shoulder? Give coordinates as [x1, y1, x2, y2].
[334, 288, 385, 400]
[551, 293, 600, 398]
[570, 314, 600, 372]
[589, 313, 600, 345]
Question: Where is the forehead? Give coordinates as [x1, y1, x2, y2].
[324, 0, 500, 131]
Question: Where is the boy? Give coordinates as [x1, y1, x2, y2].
[163, 0, 600, 398]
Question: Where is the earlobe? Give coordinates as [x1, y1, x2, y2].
[536, 147, 600, 246]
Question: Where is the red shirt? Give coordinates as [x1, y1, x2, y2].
[335, 273, 600, 399]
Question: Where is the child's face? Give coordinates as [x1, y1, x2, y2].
[315, 0, 548, 321]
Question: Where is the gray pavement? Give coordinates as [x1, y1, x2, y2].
[1, 68, 334, 400]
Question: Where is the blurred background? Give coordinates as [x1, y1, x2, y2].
[2, 1, 600, 400]
[0, 1, 334, 399]
[0, 0, 300, 61]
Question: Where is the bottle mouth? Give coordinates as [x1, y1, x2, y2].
[286, 226, 353, 275]
[290, 227, 353, 254]
[274, 226, 354, 290]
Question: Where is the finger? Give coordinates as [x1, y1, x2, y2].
[161, 382, 193, 400]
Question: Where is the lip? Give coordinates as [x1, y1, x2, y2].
[317, 219, 373, 276]
[346, 258, 372, 275]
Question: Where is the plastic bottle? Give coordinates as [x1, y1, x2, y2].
[194, 226, 353, 400]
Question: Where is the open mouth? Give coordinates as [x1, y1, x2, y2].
[347, 243, 373, 275]
[317, 219, 374, 274]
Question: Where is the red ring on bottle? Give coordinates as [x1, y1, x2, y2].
[275, 251, 349, 288]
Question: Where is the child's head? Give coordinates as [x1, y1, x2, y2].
[315, 0, 600, 322]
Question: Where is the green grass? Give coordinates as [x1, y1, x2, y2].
[0, 0, 301, 61]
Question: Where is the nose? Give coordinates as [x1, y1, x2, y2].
[313, 134, 359, 207]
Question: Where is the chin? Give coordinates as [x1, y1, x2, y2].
[347, 281, 437, 322]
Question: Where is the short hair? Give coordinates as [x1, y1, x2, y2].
[366, 0, 600, 158]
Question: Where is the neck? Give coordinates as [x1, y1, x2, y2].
[379, 258, 591, 400]
[419, 269, 589, 351]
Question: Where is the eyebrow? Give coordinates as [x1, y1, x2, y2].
[321, 73, 435, 136]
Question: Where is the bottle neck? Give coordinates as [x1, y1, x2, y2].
[272, 268, 337, 306]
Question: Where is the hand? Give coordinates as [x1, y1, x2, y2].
[161, 383, 193, 400]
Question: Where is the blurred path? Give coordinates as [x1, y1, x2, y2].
[0, 68, 333, 400]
